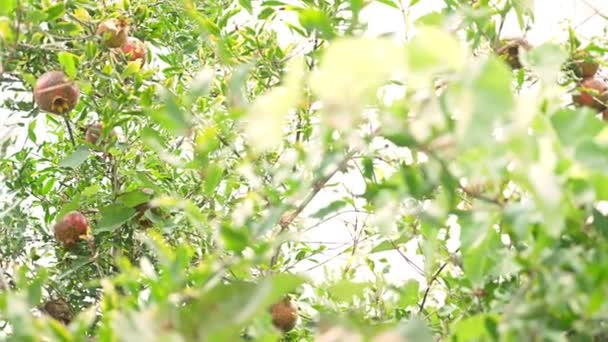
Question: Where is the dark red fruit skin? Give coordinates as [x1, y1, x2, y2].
[85, 123, 104, 144]
[122, 37, 146, 62]
[85, 122, 116, 146]
[270, 298, 298, 333]
[572, 78, 608, 111]
[53, 211, 89, 247]
[33, 71, 79, 115]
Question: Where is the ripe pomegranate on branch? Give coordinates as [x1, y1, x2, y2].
[33, 71, 79, 115]
[53, 211, 90, 248]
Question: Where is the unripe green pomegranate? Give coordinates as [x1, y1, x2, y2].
[33, 71, 79, 115]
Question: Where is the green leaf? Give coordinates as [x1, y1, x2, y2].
[117, 191, 152, 208]
[398, 280, 419, 307]
[311, 200, 347, 219]
[45, 3, 65, 21]
[203, 164, 223, 195]
[399, 318, 433, 342]
[58, 145, 90, 168]
[327, 280, 371, 302]
[298, 8, 335, 40]
[575, 141, 608, 171]
[407, 27, 466, 74]
[384, 131, 417, 147]
[57, 52, 78, 78]
[472, 57, 514, 117]
[371, 235, 409, 253]
[415, 11, 445, 27]
[551, 108, 602, 147]
[374, 0, 399, 9]
[220, 225, 250, 253]
[462, 230, 501, 287]
[0, 0, 17, 15]
[238, 0, 253, 13]
[96, 204, 136, 233]
[593, 208, 608, 240]
[148, 91, 192, 136]
[450, 314, 500, 341]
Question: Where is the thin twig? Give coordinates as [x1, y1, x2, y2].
[63, 116, 76, 146]
[418, 261, 450, 314]
[269, 150, 356, 268]
[389, 239, 425, 276]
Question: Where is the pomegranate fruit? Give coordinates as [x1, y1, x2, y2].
[270, 298, 298, 332]
[496, 38, 532, 70]
[85, 122, 117, 145]
[42, 298, 73, 325]
[33, 71, 79, 115]
[97, 18, 129, 48]
[53, 211, 89, 247]
[122, 37, 146, 62]
[85, 123, 103, 144]
[572, 50, 599, 78]
[572, 78, 608, 111]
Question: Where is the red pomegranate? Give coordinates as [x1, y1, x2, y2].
[97, 18, 129, 48]
[85, 122, 117, 145]
[270, 298, 298, 333]
[53, 211, 89, 247]
[85, 123, 103, 144]
[572, 50, 599, 78]
[572, 78, 608, 111]
[33, 71, 79, 115]
[122, 37, 146, 62]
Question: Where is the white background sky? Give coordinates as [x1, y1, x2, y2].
[1, 0, 607, 293]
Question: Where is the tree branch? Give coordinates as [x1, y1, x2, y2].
[269, 150, 356, 268]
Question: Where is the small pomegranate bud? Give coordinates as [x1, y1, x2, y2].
[270, 297, 298, 333]
[53, 211, 89, 248]
[572, 78, 608, 111]
[33, 71, 79, 115]
[122, 37, 146, 62]
[42, 298, 73, 325]
[97, 18, 129, 48]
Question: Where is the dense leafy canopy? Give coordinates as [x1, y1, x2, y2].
[1, 0, 608, 341]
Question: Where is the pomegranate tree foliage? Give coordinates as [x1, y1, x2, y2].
[1, 0, 608, 340]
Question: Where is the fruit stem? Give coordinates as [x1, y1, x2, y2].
[64, 117, 76, 146]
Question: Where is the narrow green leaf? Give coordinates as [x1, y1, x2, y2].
[238, 0, 253, 13]
[311, 200, 347, 218]
[203, 164, 223, 195]
[45, 3, 65, 21]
